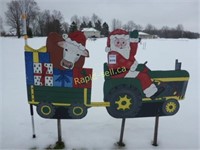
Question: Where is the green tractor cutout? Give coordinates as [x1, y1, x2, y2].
[103, 29, 189, 119]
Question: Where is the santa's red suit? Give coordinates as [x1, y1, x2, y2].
[106, 29, 158, 98]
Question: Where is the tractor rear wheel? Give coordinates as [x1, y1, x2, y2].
[105, 84, 142, 118]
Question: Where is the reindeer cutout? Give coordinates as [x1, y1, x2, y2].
[47, 31, 89, 70]
[57, 34, 89, 69]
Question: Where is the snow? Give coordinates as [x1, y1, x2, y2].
[0, 36, 200, 149]
[82, 28, 99, 32]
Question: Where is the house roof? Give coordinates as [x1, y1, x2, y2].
[139, 32, 150, 35]
[82, 28, 99, 32]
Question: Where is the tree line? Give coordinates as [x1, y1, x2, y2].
[0, 0, 199, 39]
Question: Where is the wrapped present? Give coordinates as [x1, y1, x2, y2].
[34, 63, 53, 86]
[25, 52, 34, 85]
[24, 45, 50, 85]
[73, 68, 93, 88]
[25, 45, 50, 63]
[53, 69, 73, 87]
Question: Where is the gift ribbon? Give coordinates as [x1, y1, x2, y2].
[25, 45, 47, 63]
[55, 70, 72, 87]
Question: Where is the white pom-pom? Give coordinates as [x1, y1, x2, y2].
[62, 34, 68, 40]
[105, 47, 111, 52]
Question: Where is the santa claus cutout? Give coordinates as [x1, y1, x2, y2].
[105, 29, 164, 99]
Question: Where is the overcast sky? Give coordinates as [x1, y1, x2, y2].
[1, 0, 200, 32]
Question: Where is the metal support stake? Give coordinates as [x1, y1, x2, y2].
[152, 111, 159, 146]
[30, 104, 36, 138]
[55, 119, 65, 149]
[57, 119, 62, 143]
[117, 118, 126, 147]
[22, 0, 28, 45]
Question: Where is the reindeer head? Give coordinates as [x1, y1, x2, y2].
[57, 33, 89, 69]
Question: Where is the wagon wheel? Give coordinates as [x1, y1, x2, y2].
[68, 104, 87, 119]
[162, 99, 180, 116]
[105, 84, 142, 118]
[37, 102, 55, 118]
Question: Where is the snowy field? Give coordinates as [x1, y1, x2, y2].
[0, 36, 200, 149]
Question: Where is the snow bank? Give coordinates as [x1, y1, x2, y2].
[0, 37, 199, 149]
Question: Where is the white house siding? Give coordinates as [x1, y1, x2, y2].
[139, 32, 158, 39]
[82, 28, 100, 38]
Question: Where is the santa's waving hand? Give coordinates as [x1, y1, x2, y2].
[105, 29, 164, 99]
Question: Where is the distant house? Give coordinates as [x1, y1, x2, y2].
[82, 28, 100, 38]
[139, 32, 158, 39]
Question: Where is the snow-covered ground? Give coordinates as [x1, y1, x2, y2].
[0, 36, 199, 149]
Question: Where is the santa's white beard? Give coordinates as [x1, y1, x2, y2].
[110, 47, 130, 59]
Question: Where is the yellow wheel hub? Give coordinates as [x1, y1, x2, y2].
[166, 102, 177, 113]
[115, 95, 132, 110]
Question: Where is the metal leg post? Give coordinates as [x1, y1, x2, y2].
[117, 118, 126, 147]
[57, 119, 62, 143]
[152, 111, 159, 146]
[30, 104, 36, 138]
[54, 119, 65, 149]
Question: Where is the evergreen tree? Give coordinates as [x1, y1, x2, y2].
[27, 27, 33, 38]
[69, 21, 78, 33]
[94, 20, 102, 32]
[80, 21, 87, 30]
[44, 19, 62, 35]
[52, 19, 62, 34]
[87, 21, 93, 28]
[101, 22, 109, 37]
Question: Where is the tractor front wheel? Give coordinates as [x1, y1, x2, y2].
[162, 99, 180, 116]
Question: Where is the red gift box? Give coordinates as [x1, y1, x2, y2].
[73, 68, 93, 88]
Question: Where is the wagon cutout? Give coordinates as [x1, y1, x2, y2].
[25, 32, 110, 120]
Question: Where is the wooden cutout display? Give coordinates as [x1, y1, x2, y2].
[24, 29, 190, 148]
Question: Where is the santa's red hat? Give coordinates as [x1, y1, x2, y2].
[62, 31, 86, 51]
[105, 29, 129, 52]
